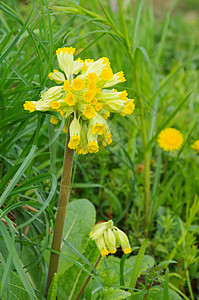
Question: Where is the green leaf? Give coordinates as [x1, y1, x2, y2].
[0, 264, 35, 300]
[57, 241, 99, 300]
[99, 287, 131, 300]
[147, 286, 182, 300]
[46, 199, 96, 273]
[0, 221, 38, 300]
[0, 145, 37, 207]
[98, 253, 154, 288]
[162, 269, 169, 300]
[47, 273, 58, 300]
[129, 239, 149, 295]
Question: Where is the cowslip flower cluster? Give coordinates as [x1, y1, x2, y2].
[157, 128, 183, 152]
[89, 220, 131, 256]
[191, 140, 199, 153]
[23, 47, 135, 155]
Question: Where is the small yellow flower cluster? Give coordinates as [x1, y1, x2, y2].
[89, 220, 131, 256]
[23, 47, 135, 154]
[157, 128, 184, 152]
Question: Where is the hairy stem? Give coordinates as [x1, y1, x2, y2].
[46, 122, 74, 295]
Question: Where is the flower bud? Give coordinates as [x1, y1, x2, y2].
[90, 220, 131, 256]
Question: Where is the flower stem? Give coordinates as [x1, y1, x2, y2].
[75, 254, 102, 300]
[46, 122, 74, 295]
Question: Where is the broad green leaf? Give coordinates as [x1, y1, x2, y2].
[45, 199, 96, 273]
[57, 241, 99, 300]
[98, 253, 154, 287]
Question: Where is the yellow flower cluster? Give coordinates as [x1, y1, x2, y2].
[23, 47, 135, 154]
[89, 220, 131, 256]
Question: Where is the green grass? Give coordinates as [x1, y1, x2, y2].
[0, 0, 199, 299]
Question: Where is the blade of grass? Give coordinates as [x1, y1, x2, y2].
[129, 239, 148, 297]
[0, 220, 38, 300]
[0, 145, 37, 207]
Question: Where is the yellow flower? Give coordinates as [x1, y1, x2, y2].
[191, 140, 199, 153]
[158, 128, 183, 151]
[95, 102, 103, 112]
[50, 116, 60, 125]
[83, 104, 95, 119]
[90, 220, 131, 256]
[123, 99, 135, 115]
[88, 82, 96, 90]
[72, 78, 85, 91]
[24, 101, 35, 113]
[84, 90, 96, 103]
[101, 68, 113, 80]
[64, 93, 75, 106]
[50, 101, 60, 110]
[87, 141, 99, 153]
[88, 72, 98, 82]
[63, 80, 71, 91]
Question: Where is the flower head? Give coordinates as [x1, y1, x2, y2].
[90, 220, 131, 256]
[23, 46, 135, 154]
[191, 140, 199, 153]
[158, 128, 183, 152]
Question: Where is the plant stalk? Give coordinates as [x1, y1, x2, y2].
[75, 254, 102, 300]
[46, 122, 74, 295]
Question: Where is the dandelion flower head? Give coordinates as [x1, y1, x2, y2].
[158, 128, 183, 152]
[23, 47, 135, 154]
[191, 140, 199, 153]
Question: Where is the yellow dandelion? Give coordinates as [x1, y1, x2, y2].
[191, 140, 199, 153]
[158, 128, 183, 151]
